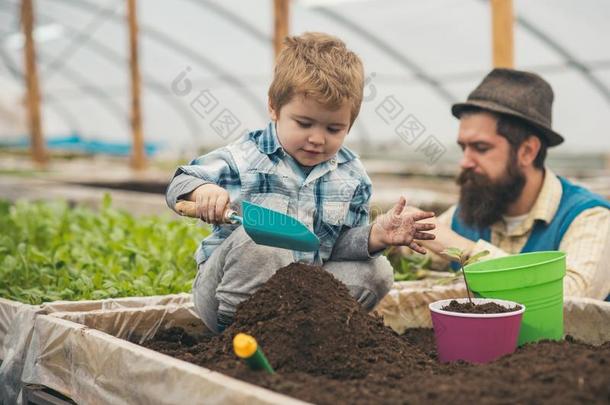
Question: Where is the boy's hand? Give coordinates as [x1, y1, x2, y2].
[369, 196, 436, 254]
[187, 184, 231, 224]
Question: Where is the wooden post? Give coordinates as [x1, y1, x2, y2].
[491, 0, 514, 68]
[21, 0, 47, 166]
[127, 0, 145, 170]
[273, 0, 290, 60]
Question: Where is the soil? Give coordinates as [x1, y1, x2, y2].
[141, 263, 610, 404]
[441, 299, 522, 314]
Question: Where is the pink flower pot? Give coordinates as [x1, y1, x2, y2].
[429, 298, 525, 364]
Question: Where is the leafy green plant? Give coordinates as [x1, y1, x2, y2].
[441, 248, 489, 304]
[0, 196, 210, 304]
[386, 247, 433, 281]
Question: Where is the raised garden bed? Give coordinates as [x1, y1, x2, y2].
[15, 264, 610, 404]
[0, 294, 193, 404]
[16, 307, 301, 405]
[0, 294, 192, 358]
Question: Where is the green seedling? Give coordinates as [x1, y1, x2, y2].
[386, 246, 432, 281]
[0, 196, 210, 304]
[442, 248, 490, 305]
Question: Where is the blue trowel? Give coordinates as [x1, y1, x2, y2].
[175, 200, 320, 252]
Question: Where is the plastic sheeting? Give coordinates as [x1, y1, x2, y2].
[564, 297, 610, 345]
[39, 292, 192, 313]
[20, 305, 304, 405]
[0, 293, 192, 358]
[1, 0, 610, 154]
[0, 298, 36, 360]
[0, 305, 42, 404]
[0, 294, 192, 404]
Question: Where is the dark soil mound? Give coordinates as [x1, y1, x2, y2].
[228, 263, 436, 379]
[142, 263, 610, 404]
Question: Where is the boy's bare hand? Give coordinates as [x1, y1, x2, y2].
[369, 196, 436, 254]
[188, 184, 231, 224]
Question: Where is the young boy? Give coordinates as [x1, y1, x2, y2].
[166, 33, 435, 333]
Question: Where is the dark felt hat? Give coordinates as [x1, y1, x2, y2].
[452, 68, 564, 146]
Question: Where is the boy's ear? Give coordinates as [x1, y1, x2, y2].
[268, 100, 278, 121]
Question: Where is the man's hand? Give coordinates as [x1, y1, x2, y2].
[369, 196, 436, 254]
[185, 184, 231, 224]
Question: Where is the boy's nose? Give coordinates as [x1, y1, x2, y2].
[307, 130, 326, 146]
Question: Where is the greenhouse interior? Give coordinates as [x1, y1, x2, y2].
[0, 0, 608, 404]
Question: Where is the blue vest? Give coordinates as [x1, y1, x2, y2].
[451, 176, 610, 300]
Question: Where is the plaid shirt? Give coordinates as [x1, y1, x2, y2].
[167, 122, 373, 265]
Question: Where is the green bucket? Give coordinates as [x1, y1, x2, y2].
[464, 251, 566, 345]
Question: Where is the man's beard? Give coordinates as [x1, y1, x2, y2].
[456, 155, 526, 230]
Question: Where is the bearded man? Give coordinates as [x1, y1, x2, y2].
[417, 68, 610, 300]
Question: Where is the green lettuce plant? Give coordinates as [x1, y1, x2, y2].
[0, 196, 210, 304]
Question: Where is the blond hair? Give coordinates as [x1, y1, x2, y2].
[268, 32, 365, 127]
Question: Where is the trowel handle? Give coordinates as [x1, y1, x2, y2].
[224, 209, 243, 225]
[175, 200, 242, 224]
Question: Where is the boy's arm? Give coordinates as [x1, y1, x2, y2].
[165, 174, 210, 209]
[329, 181, 377, 261]
[165, 148, 239, 213]
[330, 225, 378, 261]
[331, 193, 439, 262]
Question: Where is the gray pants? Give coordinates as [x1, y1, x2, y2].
[192, 226, 394, 333]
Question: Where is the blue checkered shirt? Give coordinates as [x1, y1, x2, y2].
[167, 122, 373, 265]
